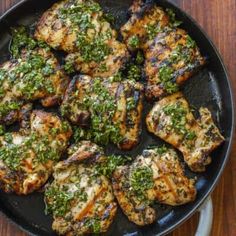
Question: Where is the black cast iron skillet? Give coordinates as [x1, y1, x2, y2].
[0, 0, 234, 235]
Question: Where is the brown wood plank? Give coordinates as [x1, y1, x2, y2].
[0, 0, 235, 235]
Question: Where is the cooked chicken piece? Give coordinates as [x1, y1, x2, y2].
[45, 141, 117, 235]
[61, 75, 144, 150]
[121, 0, 205, 100]
[35, 0, 129, 77]
[0, 110, 72, 194]
[146, 92, 225, 172]
[0, 47, 69, 125]
[112, 146, 196, 225]
[144, 28, 206, 100]
[121, 1, 169, 50]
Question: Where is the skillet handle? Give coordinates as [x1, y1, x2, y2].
[195, 196, 213, 236]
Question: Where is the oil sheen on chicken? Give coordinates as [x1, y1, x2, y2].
[112, 146, 196, 225]
[146, 92, 225, 172]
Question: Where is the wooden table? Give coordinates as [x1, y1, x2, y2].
[0, 0, 235, 235]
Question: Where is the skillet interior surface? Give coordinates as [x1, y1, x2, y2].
[0, 0, 234, 235]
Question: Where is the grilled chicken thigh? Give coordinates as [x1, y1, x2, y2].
[121, 1, 169, 50]
[0, 110, 72, 194]
[45, 141, 117, 235]
[35, 0, 129, 77]
[146, 92, 225, 172]
[112, 147, 196, 225]
[61, 75, 144, 150]
[121, 0, 205, 100]
[0, 47, 68, 125]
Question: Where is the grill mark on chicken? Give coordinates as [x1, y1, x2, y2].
[0, 47, 69, 125]
[35, 0, 129, 77]
[75, 186, 108, 221]
[45, 141, 117, 235]
[152, 160, 179, 201]
[112, 147, 196, 225]
[0, 110, 72, 194]
[61, 75, 144, 150]
[146, 92, 225, 172]
[121, 0, 206, 100]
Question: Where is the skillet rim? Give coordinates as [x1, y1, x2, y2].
[0, 0, 234, 235]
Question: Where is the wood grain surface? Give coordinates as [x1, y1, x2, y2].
[0, 0, 235, 235]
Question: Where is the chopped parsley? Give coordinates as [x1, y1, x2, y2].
[146, 24, 161, 40]
[84, 217, 101, 234]
[166, 8, 182, 27]
[10, 26, 37, 58]
[58, 1, 101, 31]
[10, 26, 49, 58]
[163, 103, 197, 141]
[152, 145, 168, 155]
[64, 59, 75, 74]
[127, 64, 142, 81]
[186, 35, 197, 48]
[159, 65, 179, 93]
[103, 12, 115, 24]
[128, 35, 140, 49]
[95, 154, 131, 177]
[111, 72, 123, 82]
[76, 33, 112, 63]
[0, 101, 22, 119]
[127, 97, 136, 110]
[136, 51, 144, 65]
[45, 184, 88, 219]
[130, 166, 154, 200]
[0, 125, 5, 135]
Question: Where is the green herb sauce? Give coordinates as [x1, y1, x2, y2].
[95, 154, 131, 177]
[166, 8, 182, 27]
[70, 78, 123, 146]
[163, 103, 196, 142]
[128, 35, 140, 49]
[10, 26, 49, 59]
[130, 166, 154, 200]
[158, 65, 179, 93]
[59, 1, 112, 64]
[45, 185, 87, 217]
[84, 217, 101, 234]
